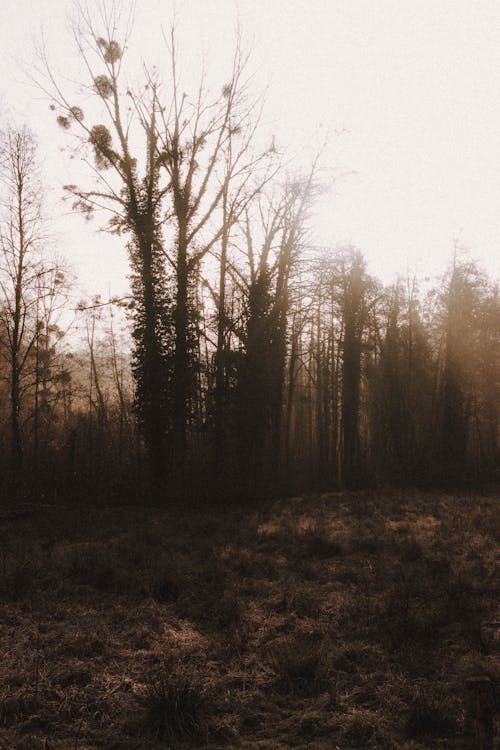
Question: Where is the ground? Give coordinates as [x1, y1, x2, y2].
[0, 489, 498, 749]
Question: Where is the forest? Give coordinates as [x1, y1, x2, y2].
[0, 10, 498, 502]
[0, 3, 498, 750]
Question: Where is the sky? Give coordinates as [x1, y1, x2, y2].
[2, 0, 500, 301]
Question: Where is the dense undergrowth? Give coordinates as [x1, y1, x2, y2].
[0, 489, 498, 749]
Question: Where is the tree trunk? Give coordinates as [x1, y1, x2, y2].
[140, 237, 166, 480]
[214, 215, 229, 482]
[174, 236, 189, 473]
[341, 263, 364, 488]
[10, 363, 23, 472]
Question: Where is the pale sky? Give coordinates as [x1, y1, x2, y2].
[2, 0, 500, 301]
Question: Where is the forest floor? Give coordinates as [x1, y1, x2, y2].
[0, 489, 498, 749]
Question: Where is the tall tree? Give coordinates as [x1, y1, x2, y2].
[438, 260, 490, 482]
[235, 174, 315, 496]
[40, 8, 171, 478]
[41, 6, 268, 480]
[0, 127, 51, 472]
[149, 31, 271, 470]
[339, 248, 372, 487]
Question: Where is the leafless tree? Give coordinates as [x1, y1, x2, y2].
[0, 126, 55, 471]
[37, 3, 276, 480]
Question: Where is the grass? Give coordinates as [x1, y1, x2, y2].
[137, 658, 209, 742]
[0, 489, 498, 748]
[267, 635, 330, 696]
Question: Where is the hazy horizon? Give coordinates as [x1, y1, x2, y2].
[2, 0, 500, 301]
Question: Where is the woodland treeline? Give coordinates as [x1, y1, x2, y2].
[0, 7, 499, 500]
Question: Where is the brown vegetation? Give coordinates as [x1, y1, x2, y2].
[0, 489, 498, 749]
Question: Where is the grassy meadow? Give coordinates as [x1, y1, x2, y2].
[0, 489, 498, 749]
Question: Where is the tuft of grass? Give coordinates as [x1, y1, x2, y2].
[378, 553, 466, 649]
[404, 692, 457, 739]
[268, 637, 330, 697]
[278, 580, 322, 618]
[0, 549, 40, 601]
[138, 660, 209, 742]
[300, 531, 344, 560]
[335, 708, 391, 748]
[59, 632, 106, 659]
[141, 554, 182, 603]
[61, 543, 118, 591]
[0, 694, 37, 727]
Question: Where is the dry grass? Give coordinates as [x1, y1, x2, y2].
[0, 489, 498, 748]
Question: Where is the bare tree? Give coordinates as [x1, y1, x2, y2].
[148, 29, 275, 468]
[231, 171, 316, 495]
[32, 265, 71, 466]
[39, 4, 273, 481]
[36, 4, 171, 478]
[0, 126, 53, 471]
